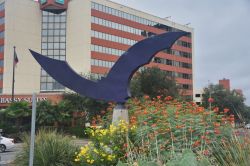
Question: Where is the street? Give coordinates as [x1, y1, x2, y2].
[0, 143, 22, 165]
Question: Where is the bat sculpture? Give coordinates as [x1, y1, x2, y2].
[30, 31, 187, 103]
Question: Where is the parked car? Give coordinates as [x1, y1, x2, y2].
[245, 124, 250, 129]
[0, 136, 15, 152]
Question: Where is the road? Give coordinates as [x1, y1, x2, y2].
[0, 139, 88, 165]
[0, 143, 22, 165]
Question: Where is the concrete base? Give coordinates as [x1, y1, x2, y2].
[112, 104, 129, 124]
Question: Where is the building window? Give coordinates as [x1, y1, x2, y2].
[0, 31, 4, 38]
[0, 45, 4, 52]
[195, 94, 201, 97]
[40, 11, 67, 91]
[0, 60, 3, 67]
[0, 2, 4, 11]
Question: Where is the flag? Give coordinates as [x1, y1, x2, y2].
[14, 49, 19, 65]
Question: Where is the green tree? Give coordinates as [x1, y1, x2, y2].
[36, 100, 72, 127]
[62, 93, 109, 125]
[202, 84, 246, 122]
[5, 101, 31, 127]
[130, 67, 180, 99]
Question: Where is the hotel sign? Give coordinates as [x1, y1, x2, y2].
[0, 97, 47, 104]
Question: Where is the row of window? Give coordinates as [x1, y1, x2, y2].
[163, 49, 192, 59]
[91, 2, 192, 36]
[42, 36, 66, 43]
[0, 31, 3, 38]
[91, 59, 115, 68]
[42, 29, 66, 36]
[92, 16, 142, 35]
[91, 30, 137, 45]
[91, 2, 181, 33]
[154, 57, 192, 69]
[42, 15, 67, 23]
[42, 22, 66, 30]
[175, 40, 192, 48]
[0, 2, 4, 11]
[92, 17, 192, 50]
[42, 42, 66, 50]
[0, 17, 4, 25]
[91, 44, 125, 56]
[41, 49, 66, 56]
[181, 84, 192, 90]
[168, 71, 192, 80]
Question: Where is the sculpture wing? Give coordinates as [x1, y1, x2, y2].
[102, 31, 188, 96]
[29, 50, 101, 99]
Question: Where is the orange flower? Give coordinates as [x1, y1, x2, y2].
[213, 107, 219, 112]
[213, 122, 220, 127]
[214, 129, 221, 135]
[188, 128, 194, 132]
[193, 140, 201, 147]
[224, 108, 230, 113]
[165, 96, 172, 101]
[144, 95, 150, 99]
[151, 124, 157, 127]
[203, 150, 210, 156]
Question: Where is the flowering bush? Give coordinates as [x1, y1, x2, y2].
[75, 96, 235, 165]
[125, 96, 234, 164]
[75, 120, 136, 165]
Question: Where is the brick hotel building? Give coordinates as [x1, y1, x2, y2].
[0, 0, 194, 106]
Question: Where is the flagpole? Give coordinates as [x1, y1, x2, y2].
[11, 46, 16, 103]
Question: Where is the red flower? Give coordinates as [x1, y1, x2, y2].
[208, 97, 214, 103]
[157, 96, 161, 99]
[213, 107, 219, 112]
[165, 96, 172, 101]
[214, 129, 221, 135]
[151, 124, 157, 127]
[224, 108, 230, 113]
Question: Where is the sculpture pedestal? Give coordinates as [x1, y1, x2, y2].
[112, 104, 129, 124]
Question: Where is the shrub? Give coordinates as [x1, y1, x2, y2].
[75, 96, 235, 165]
[15, 129, 78, 166]
[75, 120, 137, 166]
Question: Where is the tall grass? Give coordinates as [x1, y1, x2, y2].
[15, 129, 78, 166]
[210, 133, 250, 166]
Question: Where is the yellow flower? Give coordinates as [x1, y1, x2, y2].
[93, 148, 99, 154]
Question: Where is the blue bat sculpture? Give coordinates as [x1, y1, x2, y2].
[30, 31, 187, 103]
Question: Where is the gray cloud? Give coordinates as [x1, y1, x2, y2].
[111, 0, 250, 105]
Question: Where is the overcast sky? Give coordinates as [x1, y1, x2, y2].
[111, 0, 250, 105]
